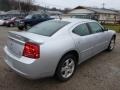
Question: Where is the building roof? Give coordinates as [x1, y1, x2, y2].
[29, 10, 44, 14]
[47, 11, 62, 15]
[5, 10, 21, 14]
[73, 6, 119, 15]
[88, 8, 118, 14]
[30, 10, 62, 15]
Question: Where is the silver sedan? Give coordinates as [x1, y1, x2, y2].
[4, 18, 116, 81]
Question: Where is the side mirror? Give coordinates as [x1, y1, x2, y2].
[103, 27, 108, 31]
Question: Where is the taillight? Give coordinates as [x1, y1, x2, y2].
[23, 42, 40, 59]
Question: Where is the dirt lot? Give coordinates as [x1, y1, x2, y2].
[0, 26, 120, 90]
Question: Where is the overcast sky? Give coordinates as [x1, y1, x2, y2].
[34, 0, 120, 10]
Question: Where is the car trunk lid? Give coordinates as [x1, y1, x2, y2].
[7, 31, 49, 58]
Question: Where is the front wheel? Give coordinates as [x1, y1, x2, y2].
[107, 36, 116, 51]
[55, 54, 77, 81]
[25, 24, 31, 30]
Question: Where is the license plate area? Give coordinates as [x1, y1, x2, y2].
[7, 38, 23, 58]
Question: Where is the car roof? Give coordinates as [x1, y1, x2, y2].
[55, 18, 96, 24]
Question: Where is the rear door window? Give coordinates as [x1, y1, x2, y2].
[72, 24, 90, 36]
[88, 22, 103, 33]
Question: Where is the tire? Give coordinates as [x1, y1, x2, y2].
[25, 24, 31, 30]
[9, 23, 14, 27]
[107, 36, 116, 51]
[18, 26, 24, 30]
[55, 54, 77, 82]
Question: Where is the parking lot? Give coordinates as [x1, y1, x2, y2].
[0, 26, 120, 90]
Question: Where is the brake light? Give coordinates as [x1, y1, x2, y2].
[23, 42, 40, 59]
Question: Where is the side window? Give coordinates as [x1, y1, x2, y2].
[32, 15, 37, 19]
[41, 14, 48, 19]
[72, 24, 90, 36]
[33, 15, 41, 19]
[37, 15, 42, 19]
[88, 22, 103, 33]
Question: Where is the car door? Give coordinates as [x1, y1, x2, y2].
[30, 15, 37, 25]
[87, 22, 108, 55]
[41, 15, 49, 21]
[31, 15, 41, 25]
[71, 23, 96, 62]
[36, 14, 47, 23]
[37, 14, 44, 23]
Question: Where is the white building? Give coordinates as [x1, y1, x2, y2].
[65, 6, 120, 23]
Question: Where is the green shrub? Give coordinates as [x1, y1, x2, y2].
[103, 24, 120, 33]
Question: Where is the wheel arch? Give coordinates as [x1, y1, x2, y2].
[54, 50, 79, 75]
[113, 34, 116, 40]
[61, 50, 79, 64]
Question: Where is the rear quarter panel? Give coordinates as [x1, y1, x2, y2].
[106, 30, 116, 43]
[37, 28, 77, 76]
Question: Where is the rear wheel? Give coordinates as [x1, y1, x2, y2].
[107, 36, 115, 51]
[9, 23, 14, 27]
[55, 54, 77, 81]
[18, 26, 24, 30]
[25, 24, 31, 30]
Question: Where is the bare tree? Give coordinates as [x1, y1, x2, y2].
[0, 0, 38, 12]
[0, 0, 11, 11]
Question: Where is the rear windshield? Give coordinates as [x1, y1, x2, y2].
[28, 20, 70, 36]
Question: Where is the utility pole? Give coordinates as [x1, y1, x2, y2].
[102, 3, 105, 9]
[18, 0, 21, 13]
[43, 0, 47, 14]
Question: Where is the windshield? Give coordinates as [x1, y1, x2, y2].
[11, 17, 16, 20]
[25, 15, 32, 19]
[28, 20, 70, 36]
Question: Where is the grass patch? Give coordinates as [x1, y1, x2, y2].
[103, 24, 120, 33]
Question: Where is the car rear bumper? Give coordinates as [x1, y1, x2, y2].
[4, 46, 54, 79]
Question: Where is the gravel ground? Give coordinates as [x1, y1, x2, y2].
[0, 26, 120, 90]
